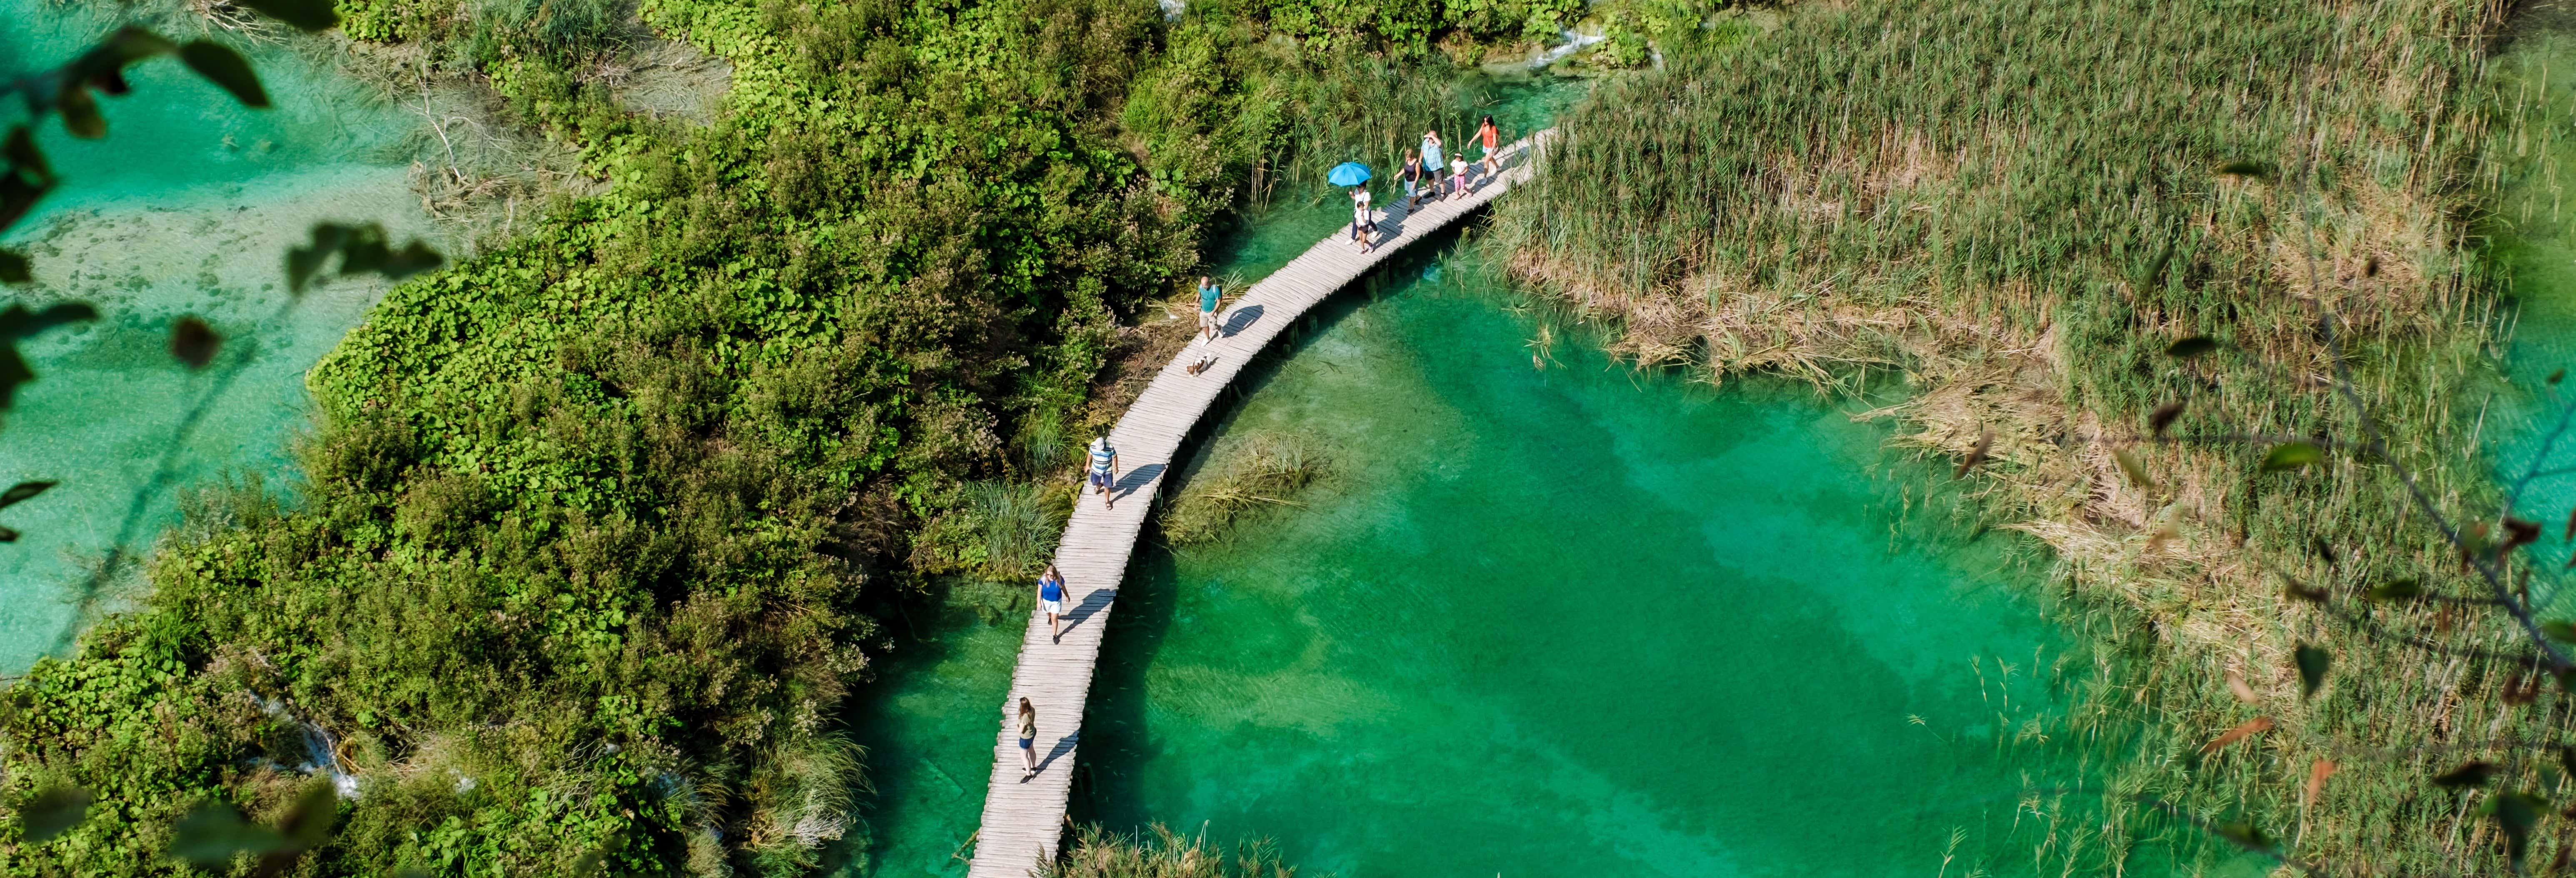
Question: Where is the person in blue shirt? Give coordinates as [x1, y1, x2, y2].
[1196, 276, 1223, 342]
[1038, 563, 1068, 644]
[1419, 130, 1446, 198]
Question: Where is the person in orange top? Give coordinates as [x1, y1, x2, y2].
[1477, 115, 1502, 175]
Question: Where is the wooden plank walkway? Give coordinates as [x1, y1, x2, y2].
[965, 130, 1555, 878]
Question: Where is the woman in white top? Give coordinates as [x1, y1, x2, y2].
[1349, 185, 1376, 253]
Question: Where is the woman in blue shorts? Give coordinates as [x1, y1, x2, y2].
[1017, 698, 1039, 781]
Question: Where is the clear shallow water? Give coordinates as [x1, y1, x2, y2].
[0, 2, 435, 671]
[1076, 242, 2083, 877]
[2490, 5, 2576, 589]
[843, 195, 2125, 874]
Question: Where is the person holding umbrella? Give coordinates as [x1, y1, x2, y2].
[1330, 161, 1375, 253]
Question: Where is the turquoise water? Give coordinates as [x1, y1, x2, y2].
[2490, 4, 2576, 591]
[0, 3, 435, 671]
[843, 192, 2139, 873]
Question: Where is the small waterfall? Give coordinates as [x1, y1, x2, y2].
[259, 697, 362, 798]
[1531, 30, 1604, 69]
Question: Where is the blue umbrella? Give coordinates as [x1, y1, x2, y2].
[1328, 161, 1371, 187]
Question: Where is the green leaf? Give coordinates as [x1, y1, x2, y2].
[378, 241, 443, 282]
[2437, 761, 2501, 788]
[178, 42, 268, 108]
[235, 0, 340, 31]
[0, 249, 26, 284]
[2210, 821, 2272, 852]
[167, 801, 287, 865]
[2214, 160, 2272, 180]
[170, 317, 220, 369]
[56, 87, 105, 140]
[2112, 447, 2155, 489]
[276, 782, 337, 852]
[2259, 441, 2323, 472]
[18, 786, 91, 843]
[0, 480, 58, 509]
[286, 223, 352, 295]
[287, 222, 443, 293]
[2293, 642, 2329, 699]
[1, 125, 57, 233]
[0, 304, 96, 411]
[2165, 336, 2221, 359]
[2149, 399, 2185, 437]
[2365, 578, 2423, 602]
[2546, 620, 2576, 644]
[2484, 791, 2546, 867]
[0, 302, 100, 340]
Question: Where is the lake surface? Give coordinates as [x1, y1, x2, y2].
[0, 1, 435, 671]
[842, 183, 2131, 876]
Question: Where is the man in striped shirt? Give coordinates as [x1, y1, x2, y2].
[1085, 435, 1120, 509]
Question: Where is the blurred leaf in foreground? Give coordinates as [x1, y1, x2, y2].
[18, 786, 91, 843]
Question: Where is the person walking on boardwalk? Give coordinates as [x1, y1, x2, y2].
[1017, 698, 1039, 781]
[1448, 153, 1471, 199]
[1400, 148, 1426, 210]
[1419, 130, 1446, 197]
[1085, 434, 1120, 509]
[1349, 185, 1376, 252]
[1477, 115, 1502, 175]
[1038, 563, 1068, 643]
[1195, 275, 1223, 342]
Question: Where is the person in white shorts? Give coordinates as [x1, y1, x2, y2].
[1038, 563, 1067, 643]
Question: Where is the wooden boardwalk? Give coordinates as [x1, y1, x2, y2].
[965, 130, 1554, 878]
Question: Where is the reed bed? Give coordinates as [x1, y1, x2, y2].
[1163, 430, 1331, 545]
[1488, 0, 2558, 871]
[1048, 825, 1298, 878]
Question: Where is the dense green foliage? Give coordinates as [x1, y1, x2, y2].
[1496, 0, 2524, 869]
[0, 0, 1558, 874]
